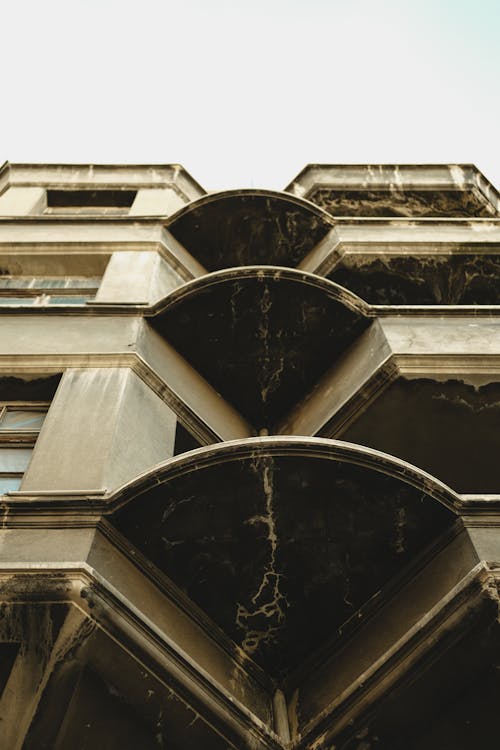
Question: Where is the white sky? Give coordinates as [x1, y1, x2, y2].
[2, 0, 500, 192]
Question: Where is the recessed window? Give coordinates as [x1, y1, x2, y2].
[45, 190, 137, 215]
[0, 276, 100, 306]
[0, 404, 48, 493]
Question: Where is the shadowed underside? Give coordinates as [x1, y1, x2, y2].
[2, 163, 500, 750]
[111, 439, 456, 679]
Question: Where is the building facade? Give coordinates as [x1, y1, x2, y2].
[0, 162, 500, 748]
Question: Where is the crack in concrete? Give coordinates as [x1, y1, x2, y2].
[236, 454, 287, 655]
[257, 282, 285, 419]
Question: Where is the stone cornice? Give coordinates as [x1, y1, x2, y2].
[0, 163, 206, 201]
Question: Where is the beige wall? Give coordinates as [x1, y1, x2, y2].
[22, 367, 177, 492]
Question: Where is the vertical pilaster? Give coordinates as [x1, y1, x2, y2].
[94, 251, 183, 305]
[0, 187, 46, 216]
[21, 367, 177, 492]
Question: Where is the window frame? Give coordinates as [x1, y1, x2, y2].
[0, 276, 101, 306]
[44, 189, 137, 215]
[0, 402, 49, 493]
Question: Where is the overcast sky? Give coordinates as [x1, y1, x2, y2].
[2, 0, 499, 191]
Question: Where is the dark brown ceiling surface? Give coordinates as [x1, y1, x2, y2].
[111, 445, 455, 680]
[24, 619, 231, 750]
[308, 188, 497, 218]
[329, 253, 500, 305]
[336, 596, 500, 750]
[151, 272, 369, 430]
[168, 192, 333, 270]
[342, 378, 500, 493]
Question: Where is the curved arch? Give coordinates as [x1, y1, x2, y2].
[108, 436, 460, 512]
[148, 271, 371, 428]
[166, 188, 336, 226]
[148, 266, 372, 318]
[166, 189, 336, 271]
[108, 436, 459, 676]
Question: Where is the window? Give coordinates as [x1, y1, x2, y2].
[0, 276, 101, 306]
[45, 190, 137, 215]
[0, 404, 48, 493]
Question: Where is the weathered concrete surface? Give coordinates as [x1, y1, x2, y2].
[21, 368, 177, 492]
[329, 251, 500, 305]
[130, 187, 186, 216]
[151, 268, 370, 430]
[95, 251, 184, 304]
[0, 314, 254, 445]
[167, 190, 334, 270]
[342, 376, 500, 493]
[3, 162, 500, 749]
[0, 187, 47, 216]
[110, 438, 456, 678]
[0, 603, 83, 750]
[0, 526, 274, 721]
[277, 320, 391, 437]
[0, 163, 205, 209]
[0, 526, 278, 750]
[286, 164, 500, 216]
[287, 526, 478, 730]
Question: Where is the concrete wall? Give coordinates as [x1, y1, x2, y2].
[22, 368, 176, 492]
[130, 188, 186, 216]
[0, 187, 46, 216]
[95, 251, 184, 305]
